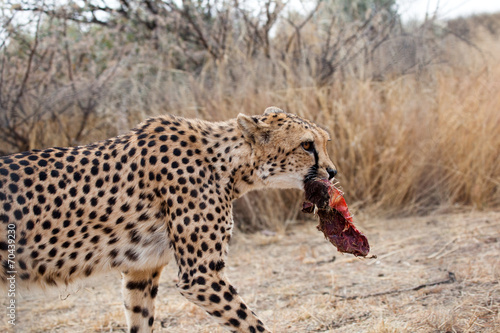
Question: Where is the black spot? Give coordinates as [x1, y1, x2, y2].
[10, 173, 20, 182]
[209, 294, 221, 303]
[84, 266, 93, 276]
[228, 318, 241, 327]
[26, 220, 34, 230]
[13, 210, 22, 220]
[18, 260, 27, 270]
[215, 260, 225, 271]
[109, 249, 118, 258]
[223, 291, 233, 302]
[125, 249, 139, 261]
[126, 280, 148, 291]
[56, 259, 65, 268]
[8, 184, 18, 193]
[38, 264, 46, 275]
[52, 210, 61, 219]
[129, 230, 141, 243]
[150, 285, 158, 298]
[236, 309, 248, 320]
[16, 195, 25, 205]
[73, 172, 82, 182]
[54, 197, 63, 207]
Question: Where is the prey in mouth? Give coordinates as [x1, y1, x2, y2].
[302, 179, 370, 257]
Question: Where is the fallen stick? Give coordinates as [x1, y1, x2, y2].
[427, 237, 461, 259]
[330, 271, 456, 300]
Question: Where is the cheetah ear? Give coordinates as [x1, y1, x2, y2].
[237, 113, 270, 145]
[263, 106, 285, 115]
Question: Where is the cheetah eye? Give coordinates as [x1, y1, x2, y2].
[301, 141, 314, 153]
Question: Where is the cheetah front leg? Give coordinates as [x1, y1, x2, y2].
[169, 207, 271, 331]
[121, 267, 163, 333]
[177, 265, 270, 333]
[171, 222, 271, 333]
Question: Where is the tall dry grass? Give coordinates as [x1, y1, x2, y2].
[94, 38, 500, 226]
[2, 6, 500, 229]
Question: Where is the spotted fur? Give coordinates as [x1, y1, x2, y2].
[0, 107, 336, 332]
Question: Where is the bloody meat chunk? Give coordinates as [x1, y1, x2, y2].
[303, 179, 370, 257]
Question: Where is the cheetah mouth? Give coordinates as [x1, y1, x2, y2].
[302, 179, 370, 257]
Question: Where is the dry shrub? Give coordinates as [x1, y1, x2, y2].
[96, 45, 500, 229]
[2, 4, 500, 230]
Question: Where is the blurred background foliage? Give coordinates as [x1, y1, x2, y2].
[1, 0, 499, 230]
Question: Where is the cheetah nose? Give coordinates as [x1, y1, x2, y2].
[327, 168, 337, 180]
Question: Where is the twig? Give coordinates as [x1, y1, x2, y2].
[366, 248, 405, 265]
[427, 237, 461, 259]
[331, 312, 370, 329]
[331, 271, 456, 300]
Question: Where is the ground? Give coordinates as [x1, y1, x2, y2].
[2, 211, 499, 332]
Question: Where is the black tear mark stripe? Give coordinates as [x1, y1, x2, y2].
[312, 146, 319, 167]
[304, 146, 320, 182]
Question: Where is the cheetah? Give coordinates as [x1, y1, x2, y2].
[0, 107, 337, 332]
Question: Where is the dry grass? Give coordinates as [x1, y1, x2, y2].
[2, 6, 499, 332]
[85, 33, 500, 229]
[2, 8, 500, 228]
[2, 211, 499, 332]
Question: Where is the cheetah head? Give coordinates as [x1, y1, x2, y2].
[237, 107, 337, 190]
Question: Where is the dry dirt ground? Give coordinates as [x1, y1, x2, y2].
[1, 211, 499, 332]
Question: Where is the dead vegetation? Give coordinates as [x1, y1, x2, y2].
[1, 4, 500, 330]
[2, 211, 499, 332]
[2, 2, 500, 229]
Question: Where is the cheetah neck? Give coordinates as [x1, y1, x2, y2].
[194, 118, 265, 201]
[136, 115, 266, 202]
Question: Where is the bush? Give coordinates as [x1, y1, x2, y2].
[1, 1, 499, 230]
